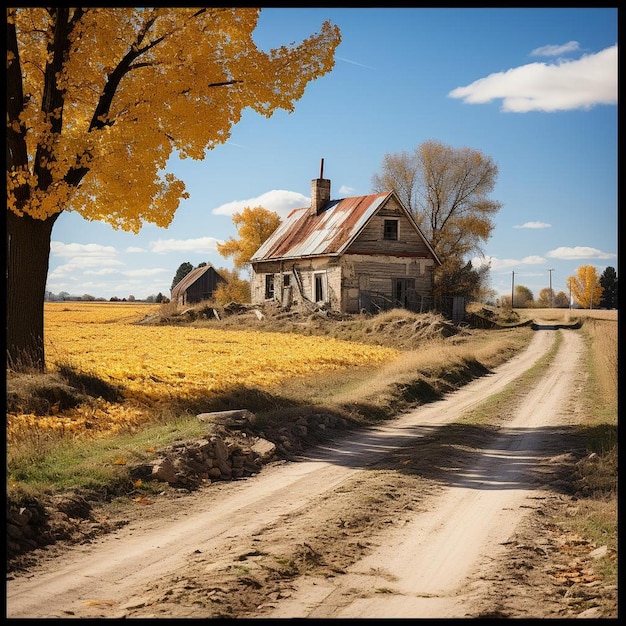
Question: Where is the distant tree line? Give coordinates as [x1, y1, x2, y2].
[44, 291, 169, 303]
[496, 266, 617, 309]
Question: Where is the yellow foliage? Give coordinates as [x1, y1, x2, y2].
[212, 277, 252, 304]
[6, 302, 396, 442]
[7, 8, 341, 230]
[217, 206, 282, 270]
[567, 265, 604, 309]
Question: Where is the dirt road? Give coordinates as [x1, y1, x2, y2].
[6, 328, 593, 618]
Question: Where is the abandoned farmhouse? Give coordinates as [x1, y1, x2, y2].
[249, 172, 443, 315]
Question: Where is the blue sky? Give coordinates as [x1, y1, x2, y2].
[47, 7, 618, 303]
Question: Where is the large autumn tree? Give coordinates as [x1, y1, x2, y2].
[371, 140, 501, 299]
[6, 8, 340, 371]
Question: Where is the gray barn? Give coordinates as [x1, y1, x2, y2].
[171, 264, 225, 306]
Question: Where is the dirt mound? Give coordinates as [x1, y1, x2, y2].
[146, 302, 468, 351]
[366, 309, 460, 341]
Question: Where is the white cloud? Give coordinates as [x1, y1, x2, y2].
[530, 41, 580, 57]
[122, 268, 171, 278]
[521, 255, 546, 264]
[149, 237, 222, 254]
[126, 246, 145, 253]
[82, 268, 122, 276]
[212, 190, 309, 219]
[48, 259, 121, 280]
[514, 221, 551, 229]
[51, 241, 117, 258]
[547, 246, 616, 260]
[479, 256, 518, 271]
[80, 266, 169, 280]
[338, 185, 357, 196]
[448, 44, 617, 112]
[49, 242, 124, 272]
[48, 264, 81, 278]
[479, 255, 546, 271]
[470, 256, 492, 269]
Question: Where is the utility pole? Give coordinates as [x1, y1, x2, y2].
[569, 280, 572, 310]
[511, 270, 515, 310]
[548, 268, 554, 307]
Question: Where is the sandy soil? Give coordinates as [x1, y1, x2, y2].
[5, 326, 617, 619]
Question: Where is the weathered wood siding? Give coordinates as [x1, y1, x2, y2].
[178, 268, 225, 305]
[251, 257, 342, 309]
[340, 254, 435, 313]
[347, 196, 432, 258]
[250, 196, 438, 313]
[251, 252, 435, 314]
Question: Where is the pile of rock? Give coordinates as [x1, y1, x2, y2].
[131, 410, 278, 490]
[7, 408, 350, 565]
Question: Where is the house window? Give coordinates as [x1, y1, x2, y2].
[283, 274, 291, 287]
[265, 274, 275, 299]
[383, 219, 399, 240]
[313, 272, 326, 303]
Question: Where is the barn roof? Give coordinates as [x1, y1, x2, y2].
[250, 191, 440, 264]
[170, 263, 222, 300]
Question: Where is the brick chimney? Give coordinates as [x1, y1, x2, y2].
[310, 158, 330, 216]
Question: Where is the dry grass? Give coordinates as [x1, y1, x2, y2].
[585, 318, 618, 407]
[6, 304, 616, 521]
[7, 304, 532, 497]
[510, 306, 617, 323]
[6, 301, 617, 608]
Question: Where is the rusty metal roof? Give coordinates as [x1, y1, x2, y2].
[251, 191, 441, 264]
[251, 192, 395, 262]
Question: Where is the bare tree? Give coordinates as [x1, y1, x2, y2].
[372, 140, 502, 298]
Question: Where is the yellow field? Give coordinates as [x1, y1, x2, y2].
[8, 302, 398, 440]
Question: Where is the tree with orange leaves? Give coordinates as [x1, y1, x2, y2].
[217, 206, 281, 272]
[6, 8, 340, 370]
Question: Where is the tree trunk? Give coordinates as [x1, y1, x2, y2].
[6, 210, 58, 372]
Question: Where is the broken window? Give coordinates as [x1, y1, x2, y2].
[265, 274, 275, 299]
[383, 219, 399, 240]
[314, 272, 326, 303]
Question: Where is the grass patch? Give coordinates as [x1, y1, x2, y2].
[7, 410, 209, 503]
[458, 329, 563, 425]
